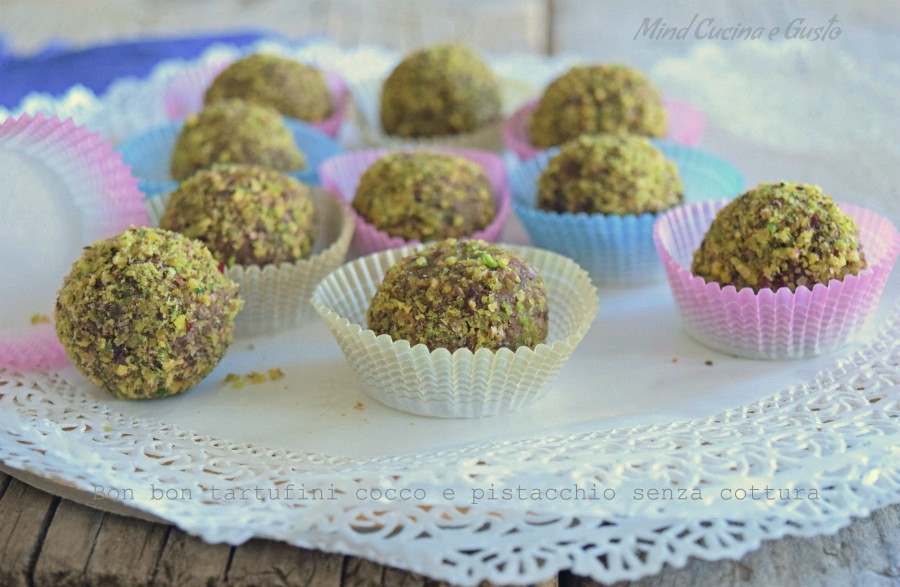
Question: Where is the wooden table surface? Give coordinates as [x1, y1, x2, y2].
[1, 1, 898, 585]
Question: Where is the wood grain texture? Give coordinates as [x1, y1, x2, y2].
[0, 471, 11, 497]
[153, 529, 233, 586]
[344, 558, 558, 587]
[0, 478, 58, 587]
[32, 499, 104, 587]
[1, 2, 899, 586]
[227, 537, 343, 586]
[2, 474, 897, 585]
[82, 513, 169, 586]
[564, 505, 900, 587]
[0, 0, 549, 55]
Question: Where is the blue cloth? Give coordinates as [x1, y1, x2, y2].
[0, 30, 301, 107]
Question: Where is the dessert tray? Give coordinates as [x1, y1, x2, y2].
[1, 40, 899, 586]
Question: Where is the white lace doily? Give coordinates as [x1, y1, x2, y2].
[1, 39, 899, 586]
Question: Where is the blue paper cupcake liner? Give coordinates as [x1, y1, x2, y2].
[116, 117, 344, 197]
[510, 141, 744, 286]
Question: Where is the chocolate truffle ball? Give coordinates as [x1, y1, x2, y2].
[204, 53, 333, 123]
[529, 65, 667, 148]
[55, 227, 243, 400]
[170, 99, 305, 181]
[159, 164, 316, 267]
[537, 134, 683, 215]
[692, 182, 867, 292]
[367, 239, 549, 352]
[353, 152, 495, 241]
[380, 44, 501, 137]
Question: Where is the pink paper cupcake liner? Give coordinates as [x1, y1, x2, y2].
[0, 114, 148, 371]
[502, 98, 706, 161]
[318, 148, 511, 258]
[164, 60, 350, 138]
[654, 199, 900, 359]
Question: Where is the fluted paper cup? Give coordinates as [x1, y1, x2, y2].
[311, 244, 599, 418]
[146, 187, 354, 337]
[348, 76, 506, 151]
[117, 117, 344, 197]
[654, 199, 900, 359]
[511, 141, 743, 285]
[503, 98, 706, 161]
[0, 114, 147, 370]
[164, 60, 350, 138]
[319, 147, 511, 258]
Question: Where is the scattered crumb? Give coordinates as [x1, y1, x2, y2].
[30, 314, 50, 325]
[247, 343, 255, 350]
[354, 401, 365, 411]
[102, 425, 112, 432]
[247, 371, 267, 384]
[224, 373, 245, 389]
[223, 368, 285, 388]
[705, 360, 714, 366]
[671, 357, 678, 363]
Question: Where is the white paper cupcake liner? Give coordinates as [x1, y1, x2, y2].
[318, 147, 511, 258]
[0, 114, 147, 370]
[654, 199, 900, 359]
[510, 141, 744, 285]
[146, 187, 354, 338]
[311, 244, 599, 418]
[163, 60, 350, 138]
[348, 76, 505, 152]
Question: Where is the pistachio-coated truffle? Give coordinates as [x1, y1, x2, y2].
[692, 182, 867, 292]
[537, 134, 683, 215]
[529, 65, 667, 148]
[367, 239, 549, 352]
[55, 227, 243, 400]
[204, 54, 333, 123]
[170, 99, 305, 181]
[353, 152, 495, 241]
[380, 44, 501, 137]
[159, 164, 316, 267]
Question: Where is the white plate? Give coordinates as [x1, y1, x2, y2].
[2, 39, 899, 587]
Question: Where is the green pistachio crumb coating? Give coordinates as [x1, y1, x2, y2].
[54, 227, 243, 400]
[160, 164, 316, 267]
[692, 182, 867, 292]
[353, 152, 495, 241]
[367, 239, 549, 352]
[537, 134, 683, 215]
[204, 53, 333, 123]
[380, 44, 501, 138]
[170, 99, 305, 181]
[529, 65, 667, 148]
